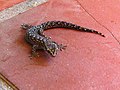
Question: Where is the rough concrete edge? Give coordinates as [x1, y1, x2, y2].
[0, 0, 48, 23]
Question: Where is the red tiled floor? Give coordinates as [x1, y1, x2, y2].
[0, 0, 25, 11]
[0, 0, 120, 90]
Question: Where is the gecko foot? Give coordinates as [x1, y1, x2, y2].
[59, 44, 67, 51]
[21, 24, 33, 30]
[29, 51, 40, 59]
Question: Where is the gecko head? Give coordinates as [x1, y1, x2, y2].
[45, 41, 59, 57]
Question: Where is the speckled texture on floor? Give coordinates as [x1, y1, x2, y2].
[0, 0, 120, 90]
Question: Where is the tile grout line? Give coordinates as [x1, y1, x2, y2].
[0, 73, 19, 90]
[0, 0, 48, 23]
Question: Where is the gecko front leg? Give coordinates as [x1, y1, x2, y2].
[29, 45, 40, 59]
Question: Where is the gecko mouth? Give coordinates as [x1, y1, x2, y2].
[47, 49, 57, 57]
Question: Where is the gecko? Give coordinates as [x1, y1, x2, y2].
[21, 21, 105, 57]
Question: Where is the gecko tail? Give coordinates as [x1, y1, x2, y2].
[79, 27, 105, 37]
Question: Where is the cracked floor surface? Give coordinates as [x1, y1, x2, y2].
[76, 0, 120, 46]
[0, 0, 120, 90]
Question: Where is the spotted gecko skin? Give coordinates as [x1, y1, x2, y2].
[21, 21, 105, 57]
